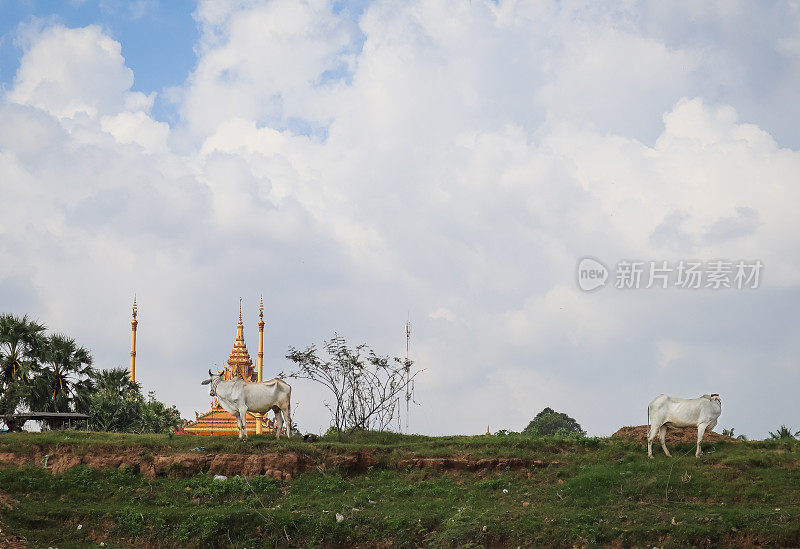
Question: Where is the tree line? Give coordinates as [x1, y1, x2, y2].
[0, 313, 180, 433]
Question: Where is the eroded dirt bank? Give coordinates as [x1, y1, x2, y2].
[0, 445, 558, 480]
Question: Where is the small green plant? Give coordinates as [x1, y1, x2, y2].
[115, 508, 146, 535]
[476, 478, 506, 490]
[723, 427, 749, 441]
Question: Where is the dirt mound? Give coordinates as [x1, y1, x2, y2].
[612, 425, 739, 444]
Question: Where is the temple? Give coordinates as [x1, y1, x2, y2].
[182, 299, 275, 436]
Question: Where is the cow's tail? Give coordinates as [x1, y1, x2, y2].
[286, 398, 292, 438]
[284, 382, 292, 438]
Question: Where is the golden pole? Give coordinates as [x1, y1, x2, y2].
[256, 295, 265, 434]
[130, 295, 138, 383]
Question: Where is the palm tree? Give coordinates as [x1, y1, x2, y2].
[88, 367, 142, 432]
[0, 314, 46, 385]
[769, 425, 800, 440]
[94, 367, 140, 397]
[0, 313, 46, 415]
[28, 334, 96, 426]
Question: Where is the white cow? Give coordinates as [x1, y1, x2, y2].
[648, 393, 721, 458]
[201, 369, 292, 440]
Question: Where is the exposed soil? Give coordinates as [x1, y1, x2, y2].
[0, 445, 559, 479]
[0, 528, 27, 549]
[0, 489, 16, 511]
[612, 425, 740, 445]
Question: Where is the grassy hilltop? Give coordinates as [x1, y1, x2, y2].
[0, 430, 798, 548]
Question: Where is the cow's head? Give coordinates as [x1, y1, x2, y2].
[201, 368, 223, 396]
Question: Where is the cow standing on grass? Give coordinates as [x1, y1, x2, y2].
[647, 394, 722, 458]
[201, 369, 292, 441]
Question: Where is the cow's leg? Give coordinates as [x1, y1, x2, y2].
[647, 423, 659, 458]
[283, 400, 292, 438]
[272, 405, 284, 440]
[659, 425, 671, 457]
[696, 423, 708, 457]
[234, 411, 243, 440]
[239, 408, 249, 441]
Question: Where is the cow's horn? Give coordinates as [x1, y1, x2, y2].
[208, 368, 213, 377]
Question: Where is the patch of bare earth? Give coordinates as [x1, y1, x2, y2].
[612, 425, 739, 444]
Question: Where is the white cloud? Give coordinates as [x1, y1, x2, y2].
[2, 1, 800, 438]
[8, 25, 135, 119]
[101, 111, 170, 153]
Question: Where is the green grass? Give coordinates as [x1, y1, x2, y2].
[1, 431, 799, 547]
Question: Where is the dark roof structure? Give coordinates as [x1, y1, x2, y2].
[0, 412, 90, 432]
[0, 412, 89, 420]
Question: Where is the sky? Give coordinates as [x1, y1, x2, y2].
[1, 0, 799, 439]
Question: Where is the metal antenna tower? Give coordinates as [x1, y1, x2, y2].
[405, 317, 412, 431]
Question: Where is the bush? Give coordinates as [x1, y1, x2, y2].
[88, 368, 181, 433]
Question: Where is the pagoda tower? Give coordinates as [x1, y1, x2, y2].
[222, 300, 256, 382]
[182, 299, 274, 436]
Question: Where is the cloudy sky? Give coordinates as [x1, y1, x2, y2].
[1, 0, 798, 438]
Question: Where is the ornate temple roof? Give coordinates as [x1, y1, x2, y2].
[224, 301, 255, 382]
[180, 300, 268, 436]
[181, 408, 275, 436]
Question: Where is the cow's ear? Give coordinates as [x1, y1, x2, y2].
[201, 379, 211, 385]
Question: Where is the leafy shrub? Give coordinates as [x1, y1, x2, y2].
[523, 407, 586, 437]
[187, 473, 280, 499]
[0, 466, 52, 492]
[476, 478, 506, 490]
[88, 369, 181, 434]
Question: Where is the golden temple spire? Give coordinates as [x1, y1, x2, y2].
[129, 294, 138, 383]
[256, 294, 266, 434]
[226, 299, 253, 381]
[236, 298, 245, 342]
[258, 297, 265, 370]
[258, 296, 265, 368]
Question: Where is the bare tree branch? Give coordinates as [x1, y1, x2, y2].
[283, 334, 419, 437]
